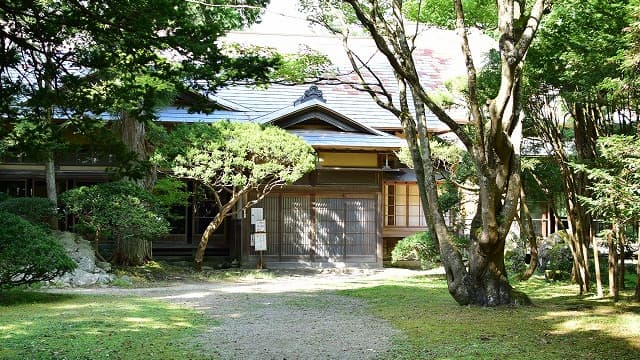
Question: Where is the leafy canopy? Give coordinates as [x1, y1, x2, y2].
[0, 0, 281, 175]
[61, 181, 169, 243]
[404, 0, 498, 29]
[575, 135, 640, 225]
[155, 122, 316, 190]
[526, 0, 629, 99]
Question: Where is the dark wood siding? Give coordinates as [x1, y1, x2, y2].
[255, 193, 377, 262]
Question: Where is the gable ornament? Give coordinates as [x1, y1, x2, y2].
[294, 85, 327, 106]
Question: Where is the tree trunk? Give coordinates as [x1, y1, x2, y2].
[112, 237, 153, 266]
[335, 0, 546, 306]
[115, 112, 156, 189]
[619, 231, 626, 290]
[561, 171, 591, 294]
[94, 227, 107, 263]
[608, 228, 619, 301]
[45, 157, 59, 230]
[194, 196, 240, 271]
[520, 189, 538, 281]
[467, 211, 510, 305]
[592, 235, 604, 298]
[635, 238, 640, 301]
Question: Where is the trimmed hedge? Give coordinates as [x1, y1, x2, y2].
[0, 197, 57, 226]
[0, 211, 76, 289]
[391, 232, 440, 270]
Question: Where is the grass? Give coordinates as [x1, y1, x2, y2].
[339, 275, 640, 360]
[2, 266, 639, 359]
[0, 290, 211, 360]
[112, 260, 276, 286]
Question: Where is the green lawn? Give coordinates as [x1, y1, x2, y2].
[2, 274, 639, 360]
[339, 276, 640, 360]
[0, 291, 210, 360]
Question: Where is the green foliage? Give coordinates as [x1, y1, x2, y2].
[476, 49, 502, 102]
[404, 0, 498, 30]
[391, 232, 440, 269]
[152, 178, 190, 208]
[0, 197, 57, 226]
[155, 121, 316, 191]
[61, 181, 169, 244]
[527, 0, 630, 100]
[273, 48, 334, 83]
[0, 212, 76, 288]
[505, 247, 528, 276]
[576, 135, 640, 227]
[545, 243, 573, 278]
[521, 157, 565, 205]
[1, 0, 279, 178]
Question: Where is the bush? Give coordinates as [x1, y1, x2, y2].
[505, 248, 528, 276]
[391, 232, 440, 270]
[0, 211, 76, 289]
[0, 197, 56, 226]
[544, 243, 573, 280]
[61, 181, 169, 265]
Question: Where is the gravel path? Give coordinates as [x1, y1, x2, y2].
[51, 268, 438, 359]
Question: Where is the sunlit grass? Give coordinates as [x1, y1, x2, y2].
[201, 269, 277, 282]
[0, 290, 212, 360]
[112, 260, 277, 286]
[339, 275, 640, 359]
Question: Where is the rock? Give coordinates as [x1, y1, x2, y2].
[48, 232, 114, 287]
[96, 261, 111, 272]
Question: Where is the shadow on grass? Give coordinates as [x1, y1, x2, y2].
[0, 289, 78, 306]
[0, 290, 207, 360]
[339, 277, 640, 359]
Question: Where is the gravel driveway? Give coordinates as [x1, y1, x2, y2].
[52, 268, 433, 359]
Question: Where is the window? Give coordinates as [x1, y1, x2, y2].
[384, 183, 427, 227]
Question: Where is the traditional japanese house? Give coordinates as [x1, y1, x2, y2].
[1, 4, 495, 267]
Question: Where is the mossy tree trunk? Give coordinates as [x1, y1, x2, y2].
[330, 0, 547, 305]
[111, 237, 153, 266]
[520, 189, 539, 281]
[45, 157, 59, 230]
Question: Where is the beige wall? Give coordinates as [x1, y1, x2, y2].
[318, 152, 378, 168]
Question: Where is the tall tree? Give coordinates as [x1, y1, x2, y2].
[525, 0, 635, 296]
[304, 0, 546, 305]
[0, 0, 279, 207]
[575, 135, 640, 301]
[155, 122, 316, 270]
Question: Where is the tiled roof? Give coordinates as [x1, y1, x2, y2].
[208, 3, 495, 132]
[156, 107, 256, 123]
[288, 129, 405, 150]
[254, 97, 389, 136]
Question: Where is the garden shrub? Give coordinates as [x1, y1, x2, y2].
[0, 197, 56, 226]
[0, 211, 76, 289]
[505, 248, 528, 276]
[0, 192, 10, 203]
[391, 232, 440, 269]
[61, 181, 169, 265]
[545, 242, 573, 280]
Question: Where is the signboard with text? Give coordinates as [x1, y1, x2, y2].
[254, 233, 267, 251]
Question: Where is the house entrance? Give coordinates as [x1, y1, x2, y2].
[255, 194, 378, 262]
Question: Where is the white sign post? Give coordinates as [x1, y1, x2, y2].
[255, 220, 266, 233]
[254, 233, 267, 251]
[251, 210, 266, 269]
